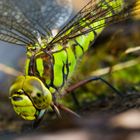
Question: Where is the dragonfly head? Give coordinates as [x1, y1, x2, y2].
[9, 76, 52, 120]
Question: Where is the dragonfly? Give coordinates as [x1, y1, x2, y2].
[0, 0, 139, 126]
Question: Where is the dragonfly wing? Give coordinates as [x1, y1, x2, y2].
[0, 0, 73, 46]
[0, 0, 42, 46]
[0, 29, 29, 46]
[11, 0, 73, 36]
[50, 0, 139, 45]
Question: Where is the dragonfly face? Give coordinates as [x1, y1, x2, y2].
[9, 76, 52, 120]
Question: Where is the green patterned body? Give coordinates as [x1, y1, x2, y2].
[8, 0, 139, 121]
[25, 0, 124, 94]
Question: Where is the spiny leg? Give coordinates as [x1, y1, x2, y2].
[51, 103, 62, 119]
[60, 76, 125, 118]
[57, 104, 81, 118]
[51, 102, 80, 119]
[63, 76, 124, 98]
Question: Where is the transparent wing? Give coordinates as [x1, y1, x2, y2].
[0, 0, 73, 46]
[0, 0, 41, 45]
[50, 0, 139, 45]
[12, 0, 73, 30]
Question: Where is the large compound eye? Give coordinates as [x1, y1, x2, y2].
[21, 76, 52, 109]
[9, 76, 52, 120]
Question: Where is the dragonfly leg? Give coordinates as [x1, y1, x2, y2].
[51, 103, 62, 119]
[32, 117, 43, 129]
[51, 102, 80, 119]
[63, 76, 124, 97]
[57, 104, 81, 118]
[71, 91, 81, 107]
[32, 109, 46, 129]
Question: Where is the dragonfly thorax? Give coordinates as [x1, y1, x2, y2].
[26, 43, 46, 57]
[27, 35, 54, 56]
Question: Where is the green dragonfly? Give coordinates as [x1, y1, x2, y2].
[0, 0, 139, 126]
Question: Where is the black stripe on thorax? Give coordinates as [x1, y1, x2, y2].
[62, 48, 69, 81]
[28, 55, 35, 76]
[44, 51, 55, 89]
[71, 43, 77, 59]
[74, 39, 84, 54]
